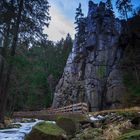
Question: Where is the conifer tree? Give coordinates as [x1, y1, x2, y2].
[74, 3, 86, 44]
[116, 0, 133, 20]
[75, 3, 84, 34]
[106, 0, 113, 11]
[0, 0, 50, 124]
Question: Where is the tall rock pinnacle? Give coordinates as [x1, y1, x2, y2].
[52, 1, 125, 111]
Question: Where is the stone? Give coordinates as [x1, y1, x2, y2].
[56, 117, 79, 136]
[25, 121, 67, 140]
[0, 123, 4, 129]
[6, 123, 22, 129]
[131, 116, 140, 126]
[52, 1, 126, 111]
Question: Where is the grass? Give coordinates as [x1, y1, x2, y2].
[56, 113, 87, 121]
[116, 129, 140, 140]
[103, 120, 133, 140]
[90, 106, 140, 116]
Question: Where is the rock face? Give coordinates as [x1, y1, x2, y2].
[52, 1, 125, 111]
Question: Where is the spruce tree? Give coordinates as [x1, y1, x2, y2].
[74, 3, 86, 44]
[106, 0, 113, 11]
[75, 3, 84, 34]
[0, 0, 50, 124]
[116, 0, 133, 20]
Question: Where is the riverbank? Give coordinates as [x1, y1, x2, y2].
[26, 107, 140, 140]
[0, 107, 140, 140]
[0, 119, 43, 140]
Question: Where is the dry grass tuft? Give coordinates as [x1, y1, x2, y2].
[104, 124, 121, 140]
[90, 106, 140, 116]
[103, 120, 133, 140]
[4, 117, 13, 126]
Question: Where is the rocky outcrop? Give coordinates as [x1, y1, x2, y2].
[52, 1, 125, 111]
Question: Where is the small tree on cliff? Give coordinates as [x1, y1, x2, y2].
[75, 3, 86, 44]
[75, 3, 84, 34]
[116, 0, 133, 20]
[106, 0, 113, 11]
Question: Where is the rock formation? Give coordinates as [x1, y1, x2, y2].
[52, 1, 126, 111]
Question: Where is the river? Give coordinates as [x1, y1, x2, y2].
[0, 119, 42, 140]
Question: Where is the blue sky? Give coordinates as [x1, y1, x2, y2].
[44, 0, 140, 41]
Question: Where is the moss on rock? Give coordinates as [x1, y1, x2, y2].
[56, 113, 87, 122]
[25, 121, 67, 140]
[56, 117, 79, 136]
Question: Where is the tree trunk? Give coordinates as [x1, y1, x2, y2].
[0, 22, 11, 124]
[124, 6, 128, 21]
[0, 0, 24, 124]
[0, 23, 10, 88]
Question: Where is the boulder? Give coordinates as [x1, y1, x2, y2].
[0, 123, 4, 129]
[25, 121, 67, 140]
[56, 117, 79, 136]
[131, 116, 140, 126]
[52, 0, 125, 111]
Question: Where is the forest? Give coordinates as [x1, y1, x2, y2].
[0, 0, 73, 123]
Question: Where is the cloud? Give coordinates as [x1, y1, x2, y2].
[53, 0, 88, 20]
[44, 4, 75, 42]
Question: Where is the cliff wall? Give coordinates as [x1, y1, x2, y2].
[52, 1, 126, 111]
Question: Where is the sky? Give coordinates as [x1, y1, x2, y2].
[44, 0, 140, 42]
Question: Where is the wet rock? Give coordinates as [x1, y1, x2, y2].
[0, 123, 4, 129]
[131, 116, 140, 126]
[56, 117, 79, 136]
[6, 123, 22, 129]
[79, 120, 93, 129]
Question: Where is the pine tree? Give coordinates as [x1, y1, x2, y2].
[63, 33, 73, 53]
[0, 0, 50, 124]
[116, 0, 133, 20]
[74, 3, 86, 44]
[106, 0, 113, 11]
[75, 3, 84, 33]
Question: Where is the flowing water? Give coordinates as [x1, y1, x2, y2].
[0, 119, 42, 140]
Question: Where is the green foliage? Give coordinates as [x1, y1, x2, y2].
[116, 0, 133, 19]
[74, 3, 86, 44]
[123, 64, 140, 107]
[121, 15, 140, 107]
[7, 36, 72, 111]
[0, 0, 51, 45]
[116, 112, 137, 119]
[106, 0, 113, 10]
[117, 130, 140, 140]
[13, 56, 30, 69]
[123, 73, 140, 96]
